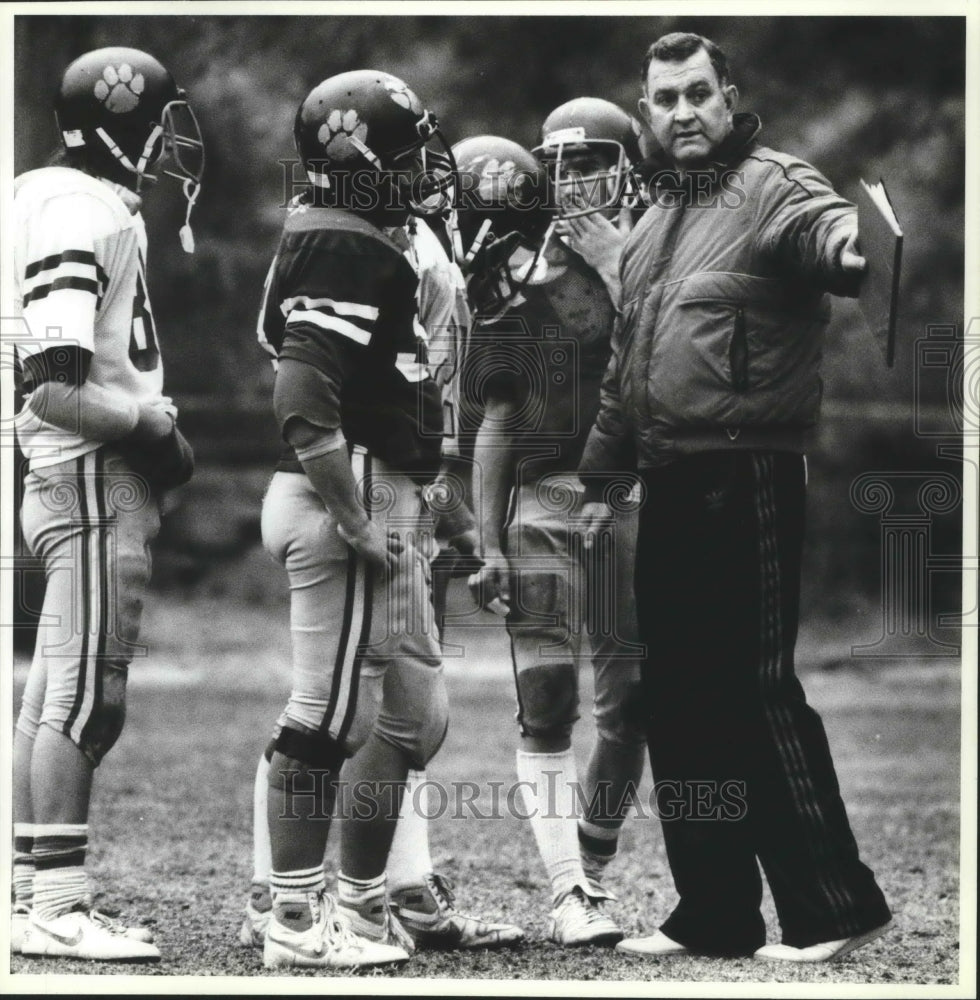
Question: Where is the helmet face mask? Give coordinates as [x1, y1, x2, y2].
[158, 99, 205, 189]
[537, 137, 630, 219]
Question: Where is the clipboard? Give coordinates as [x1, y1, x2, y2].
[855, 178, 903, 368]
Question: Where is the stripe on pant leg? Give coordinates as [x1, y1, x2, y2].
[63, 454, 92, 739]
[336, 451, 372, 746]
[322, 545, 358, 730]
[68, 451, 105, 749]
[315, 449, 367, 747]
[79, 451, 109, 752]
[751, 453, 853, 925]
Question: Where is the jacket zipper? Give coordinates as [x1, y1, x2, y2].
[729, 305, 748, 393]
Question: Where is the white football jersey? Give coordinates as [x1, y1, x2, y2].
[13, 166, 167, 469]
[409, 220, 471, 455]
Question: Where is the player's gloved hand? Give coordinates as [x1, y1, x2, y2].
[116, 406, 194, 494]
[579, 501, 614, 551]
[337, 517, 406, 574]
[468, 551, 511, 616]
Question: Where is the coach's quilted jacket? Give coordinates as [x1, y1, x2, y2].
[579, 112, 861, 485]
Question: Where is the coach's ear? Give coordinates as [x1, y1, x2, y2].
[637, 95, 653, 130]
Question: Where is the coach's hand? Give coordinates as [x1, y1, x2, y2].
[337, 517, 406, 574]
[468, 550, 510, 616]
[579, 501, 614, 551]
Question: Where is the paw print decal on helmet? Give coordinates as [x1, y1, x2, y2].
[384, 78, 423, 115]
[93, 62, 145, 113]
[475, 157, 518, 201]
[317, 109, 369, 162]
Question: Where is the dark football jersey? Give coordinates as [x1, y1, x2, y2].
[258, 203, 443, 479]
[467, 246, 616, 481]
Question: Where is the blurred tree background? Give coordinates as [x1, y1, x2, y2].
[11, 12, 968, 657]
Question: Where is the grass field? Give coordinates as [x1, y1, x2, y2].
[6, 585, 968, 992]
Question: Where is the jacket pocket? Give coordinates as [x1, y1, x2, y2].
[729, 305, 748, 393]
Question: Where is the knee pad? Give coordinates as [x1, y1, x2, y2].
[374, 678, 449, 770]
[514, 662, 579, 741]
[270, 725, 348, 779]
[74, 667, 128, 766]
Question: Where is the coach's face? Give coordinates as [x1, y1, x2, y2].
[639, 47, 737, 167]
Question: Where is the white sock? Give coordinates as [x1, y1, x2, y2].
[516, 749, 589, 903]
[252, 753, 272, 885]
[385, 769, 434, 893]
[31, 823, 91, 921]
[338, 870, 386, 909]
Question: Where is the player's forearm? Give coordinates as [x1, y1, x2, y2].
[25, 381, 141, 441]
[473, 403, 518, 555]
[294, 440, 370, 536]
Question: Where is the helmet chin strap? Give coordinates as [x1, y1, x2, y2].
[179, 177, 200, 254]
[95, 125, 200, 252]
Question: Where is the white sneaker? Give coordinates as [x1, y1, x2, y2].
[338, 892, 417, 955]
[239, 898, 271, 948]
[20, 906, 161, 961]
[10, 905, 30, 954]
[754, 922, 891, 963]
[89, 908, 155, 944]
[389, 872, 525, 950]
[263, 891, 409, 970]
[616, 929, 690, 956]
[548, 885, 623, 947]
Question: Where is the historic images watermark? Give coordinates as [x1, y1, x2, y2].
[849, 320, 978, 658]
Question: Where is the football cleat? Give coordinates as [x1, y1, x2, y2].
[239, 898, 271, 948]
[20, 905, 161, 961]
[263, 890, 409, 970]
[389, 872, 525, 950]
[338, 892, 417, 955]
[548, 885, 623, 947]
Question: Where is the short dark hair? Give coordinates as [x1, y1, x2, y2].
[641, 32, 731, 90]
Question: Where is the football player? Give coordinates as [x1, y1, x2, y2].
[10, 47, 202, 962]
[465, 102, 649, 946]
[248, 68, 514, 969]
[241, 136, 524, 955]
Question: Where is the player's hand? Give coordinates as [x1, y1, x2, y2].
[555, 196, 627, 272]
[131, 400, 176, 443]
[839, 228, 866, 274]
[337, 518, 405, 573]
[468, 551, 511, 616]
[579, 501, 614, 551]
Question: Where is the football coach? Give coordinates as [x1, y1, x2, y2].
[577, 31, 892, 962]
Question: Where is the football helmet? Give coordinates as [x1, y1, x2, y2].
[295, 69, 456, 220]
[55, 47, 205, 251]
[450, 135, 552, 318]
[532, 97, 642, 219]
